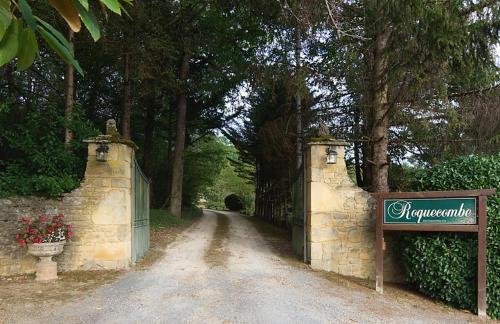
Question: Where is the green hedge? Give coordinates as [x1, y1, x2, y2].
[401, 154, 500, 318]
[0, 103, 97, 197]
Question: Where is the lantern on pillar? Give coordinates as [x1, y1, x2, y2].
[326, 146, 338, 164]
[96, 143, 109, 162]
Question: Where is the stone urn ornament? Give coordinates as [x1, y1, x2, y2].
[28, 241, 66, 281]
[16, 214, 74, 281]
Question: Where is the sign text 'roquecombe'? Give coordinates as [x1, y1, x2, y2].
[383, 198, 476, 224]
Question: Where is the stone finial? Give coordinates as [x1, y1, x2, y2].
[106, 119, 119, 136]
[84, 119, 137, 150]
[318, 122, 330, 137]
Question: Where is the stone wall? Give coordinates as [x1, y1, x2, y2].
[306, 141, 375, 279]
[0, 142, 134, 276]
[0, 197, 58, 275]
[305, 140, 403, 281]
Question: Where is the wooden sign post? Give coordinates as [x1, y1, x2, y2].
[373, 189, 496, 317]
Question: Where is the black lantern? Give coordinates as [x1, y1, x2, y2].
[96, 143, 109, 162]
[326, 146, 338, 164]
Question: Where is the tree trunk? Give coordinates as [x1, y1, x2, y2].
[295, 27, 303, 171]
[122, 53, 132, 139]
[370, 27, 391, 192]
[161, 99, 175, 208]
[64, 29, 75, 145]
[362, 141, 372, 185]
[353, 103, 363, 186]
[169, 43, 191, 218]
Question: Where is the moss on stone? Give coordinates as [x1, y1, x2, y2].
[307, 136, 335, 142]
[108, 134, 139, 151]
[105, 120, 138, 150]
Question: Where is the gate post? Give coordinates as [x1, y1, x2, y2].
[305, 140, 376, 279]
[80, 120, 137, 269]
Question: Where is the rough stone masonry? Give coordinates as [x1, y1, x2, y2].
[0, 138, 135, 276]
[306, 140, 401, 281]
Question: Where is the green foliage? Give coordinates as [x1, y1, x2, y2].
[182, 136, 255, 214]
[17, 27, 38, 70]
[0, 102, 98, 197]
[0, 16, 18, 66]
[182, 135, 228, 206]
[322, 0, 500, 188]
[388, 164, 421, 192]
[402, 154, 500, 318]
[202, 141, 255, 215]
[35, 16, 83, 74]
[150, 207, 201, 230]
[0, 0, 132, 73]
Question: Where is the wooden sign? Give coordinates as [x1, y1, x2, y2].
[384, 198, 477, 225]
[373, 189, 496, 318]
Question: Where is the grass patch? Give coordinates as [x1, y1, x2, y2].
[150, 207, 202, 229]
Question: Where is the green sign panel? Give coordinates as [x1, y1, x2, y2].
[383, 198, 477, 225]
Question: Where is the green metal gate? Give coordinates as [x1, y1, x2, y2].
[132, 158, 150, 262]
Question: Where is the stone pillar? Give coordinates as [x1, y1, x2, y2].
[0, 121, 137, 276]
[83, 141, 134, 269]
[306, 140, 375, 279]
[58, 123, 136, 271]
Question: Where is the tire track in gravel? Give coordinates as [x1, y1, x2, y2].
[203, 211, 230, 268]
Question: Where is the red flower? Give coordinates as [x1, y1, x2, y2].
[17, 212, 74, 244]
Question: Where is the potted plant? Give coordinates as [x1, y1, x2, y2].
[16, 214, 74, 281]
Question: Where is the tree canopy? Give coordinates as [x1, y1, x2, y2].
[0, 0, 132, 74]
[0, 0, 498, 216]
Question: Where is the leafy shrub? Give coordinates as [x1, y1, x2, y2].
[225, 194, 243, 211]
[401, 154, 500, 318]
[0, 102, 97, 197]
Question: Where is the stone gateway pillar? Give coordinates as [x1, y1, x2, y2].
[0, 120, 140, 276]
[305, 140, 375, 280]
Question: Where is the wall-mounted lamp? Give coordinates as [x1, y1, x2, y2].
[326, 146, 338, 164]
[96, 143, 109, 162]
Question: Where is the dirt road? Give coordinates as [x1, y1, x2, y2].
[3, 210, 483, 323]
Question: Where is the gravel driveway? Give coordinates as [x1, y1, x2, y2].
[4, 210, 485, 323]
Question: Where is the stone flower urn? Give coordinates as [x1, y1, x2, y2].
[27, 241, 66, 281]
